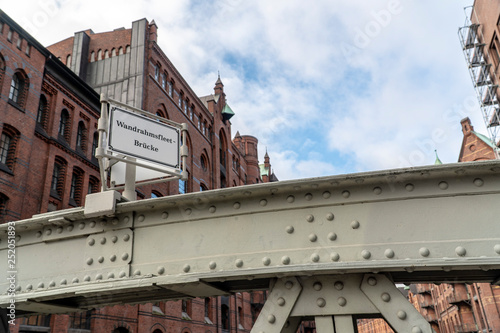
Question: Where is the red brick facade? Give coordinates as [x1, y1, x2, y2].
[1, 10, 274, 333]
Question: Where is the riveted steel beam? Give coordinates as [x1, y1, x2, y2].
[1, 161, 500, 313]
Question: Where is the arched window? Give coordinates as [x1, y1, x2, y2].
[69, 167, 84, 206]
[154, 63, 160, 81]
[200, 183, 208, 192]
[221, 304, 230, 330]
[0, 54, 5, 89]
[9, 71, 28, 107]
[88, 175, 99, 194]
[58, 109, 70, 142]
[112, 328, 130, 333]
[90, 51, 95, 62]
[97, 49, 102, 60]
[36, 95, 48, 129]
[118, 47, 124, 55]
[151, 190, 162, 198]
[0, 125, 20, 173]
[161, 72, 167, 89]
[111, 48, 116, 57]
[76, 121, 86, 152]
[126, 45, 131, 53]
[51, 157, 67, 199]
[92, 132, 98, 160]
[0, 192, 8, 223]
[66, 54, 71, 67]
[204, 298, 212, 323]
[167, 80, 173, 97]
[104, 50, 109, 59]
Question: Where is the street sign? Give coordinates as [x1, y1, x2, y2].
[107, 105, 180, 169]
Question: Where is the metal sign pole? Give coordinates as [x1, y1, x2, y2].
[123, 158, 137, 201]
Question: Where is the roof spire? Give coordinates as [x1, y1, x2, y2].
[434, 150, 443, 165]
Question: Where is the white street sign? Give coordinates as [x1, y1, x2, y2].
[108, 105, 180, 169]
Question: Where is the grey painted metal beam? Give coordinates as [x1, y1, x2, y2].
[1, 161, 500, 313]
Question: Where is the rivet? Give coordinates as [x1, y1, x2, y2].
[108, 273, 115, 279]
[209, 206, 216, 213]
[111, 236, 118, 243]
[322, 191, 331, 199]
[267, 315, 276, 324]
[281, 256, 290, 265]
[111, 218, 119, 225]
[159, 212, 168, 220]
[373, 187, 382, 195]
[455, 246, 467, 256]
[260, 199, 267, 206]
[305, 193, 313, 201]
[233, 202, 241, 209]
[326, 212, 334, 221]
[313, 282, 323, 291]
[37, 282, 45, 289]
[185, 208, 192, 215]
[133, 270, 141, 276]
[306, 214, 314, 222]
[494, 244, 500, 254]
[285, 281, 294, 289]
[86, 258, 93, 265]
[338, 297, 347, 307]
[235, 259, 244, 268]
[419, 247, 430, 257]
[405, 183, 414, 191]
[351, 220, 360, 229]
[397, 310, 407, 320]
[311, 253, 320, 262]
[138, 214, 145, 222]
[96, 274, 103, 280]
[286, 226, 294, 234]
[84, 275, 91, 282]
[367, 277, 377, 286]
[330, 252, 340, 261]
[384, 249, 395, 258]
[60, 279, 67, 285]
[123, 234, 130, 242]
[100, 237, 106, 245]
[334, 281, 344, 290]
[79, 222, 85, 230]
[183, 264, 191, 273]
[263, 257, 271, 266]
[123, 216, 130, 223]
[412, 327, 423, 333]
[473, 178, 484, 187]
[26, 284, 33, 290]
[381, 293, 391, 302]
[406, 267, 415, 273]
[158, 266, 165, 274]
[15, 286, 21, 292]
[45, 229, 52, 236]
[88, 238, 95, 246]
[209, 261, 217, 269]
[110, 255, 116, 262]
[438, 181, 449, 190]
[119, 271, 127, 278]
[361, 250, 371, 259]
[36, 231, 42, 238]
[122, 253, 129, 261]
[49, 281, 56, 287]
[317, 298, 326, 307]
[309, 233, 317, 242]
[72, 278, 79, 284]
[98, 256, 104, 263]
[287, 195, 295, 203]
[57, 227, 63, 234]
[328, 232, 337, 241]
[342, 190, 350, 198]
[277, 297, 286, 306]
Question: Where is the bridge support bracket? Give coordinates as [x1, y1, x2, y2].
[250, 274, 432, 333]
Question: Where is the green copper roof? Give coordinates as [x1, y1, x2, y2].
[434, 150, 442, 165]
[472, 131, 497, 150]
[222, 104, 235, 121]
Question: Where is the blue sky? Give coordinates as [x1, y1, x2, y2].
[3, 0, 482, 180]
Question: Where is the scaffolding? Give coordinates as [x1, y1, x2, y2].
[458, 6, 500, 155]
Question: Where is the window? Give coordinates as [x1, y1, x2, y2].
[111, 48, 116, 57]
[181, 300, 192, 320]
[90, 51, 95, 62]
[58, 109, 70, 142]
[104, 50, 109, 58]
[69, 168, 83, 206]
[184, 100, 188, 114]
[154, 64, 160, 81]
[126, 45, 131, 53]
[7, 28, 12, 42]
[97, 49, 102, 60]
[0, 125, 19, 173]
[151, 191, 162, 198]
[36, 95, 48, 129]
[118, 47, 124, 55]
[0, 193, 8, 223]
[161, 73, 166, 89]
[204, 298, 213, 324]
[25, 43, 31, 56]
[201, 154, 208, 171]
[179, 179, 187, 194]
[9, 72, 28, 107]
[168, 81, 173, 97]
[51, 157, 67, 198]
[200, 183, 208, 192]
[238, 306, 244, 329]
[92, 132, 98, 159]
[69, 310, 91, 329]
[16, 36, 22, 49]
[76, 121, 86, 152]
[88, 176, 99, 194]
[66, 54, 71, 67]
[0, 55, 5, 88]
[221, 304, 230, 330]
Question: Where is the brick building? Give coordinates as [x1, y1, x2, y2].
[0, 10, 275, 333]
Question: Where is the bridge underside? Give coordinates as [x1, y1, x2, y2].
[1, 162, 500, 329]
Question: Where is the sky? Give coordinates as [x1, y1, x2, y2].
[2, 0, 485, 180]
